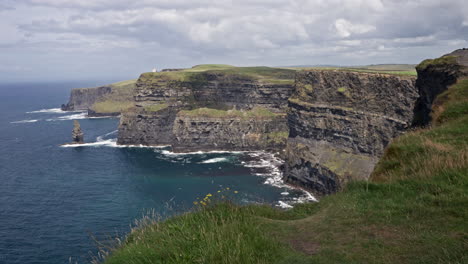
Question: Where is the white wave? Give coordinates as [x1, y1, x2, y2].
[46, 113, 88, 121]
[27, 108, 67, 114]
[61, 139, 118, 148]
[243, 151, 318, 208]
[160, 149, 244, 156]
[46, 113, 118, 122]
[61, 138, 169, 149]
[96, 130, 118, 142]
[10, 119, 38, 124]
[200, 157, 228, 164]
[277, 201, 294, 209]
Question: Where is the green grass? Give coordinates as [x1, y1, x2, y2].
[283, 65, 417, 76]
[91, 100, 134, 113]
[178, 107, 282, 119]
[416, 56, 457, 71]
[89, 79, 137, 113]
[144, 103, 168, 112]
[101, 78, 468, 264]
[139, 65, 296, 83]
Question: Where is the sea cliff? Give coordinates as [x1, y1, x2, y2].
[282, 70, 418, 194]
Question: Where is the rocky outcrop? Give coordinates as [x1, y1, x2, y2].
[172, 114, 288, 152]
[134, 71, 295, 111]
[62, 86, 112, 111]
[117, 106, 177, 146]
[118, 67, 295, 151]
[72, 120, 84, 144]
[283, 70, 418, 195]
[413, 48, 468, 125]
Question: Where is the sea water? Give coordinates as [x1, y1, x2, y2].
[0, 82, 314, 264]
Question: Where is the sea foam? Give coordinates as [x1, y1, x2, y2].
[27, 108, 68, 114]
[10, 119, 39, 124]
[200, 157, 229, 163]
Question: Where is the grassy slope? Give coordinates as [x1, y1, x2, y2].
[139, 65, 297, 84]
[283, 64, 417, 76]
[90, 79, 137, 113]
[101, 77, 467, 264]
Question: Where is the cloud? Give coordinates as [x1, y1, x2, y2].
[334, 19, 376, 38]
[0, 0, 467, 81]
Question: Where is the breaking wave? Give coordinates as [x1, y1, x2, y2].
[242, 152, 317, 207]
[200, 157, 229, 163]
[10, 119, 39, 124]
[26, 108, 69, 114]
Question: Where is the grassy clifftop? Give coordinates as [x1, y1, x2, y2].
[100, 78, 467, 263]
[89, 79, 137, 114]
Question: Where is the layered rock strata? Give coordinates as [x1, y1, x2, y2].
[283, 70, 418, 194]
[62, 86, 112, 111]
[118, 69, 295, 151]
[413, 48, 468, 125]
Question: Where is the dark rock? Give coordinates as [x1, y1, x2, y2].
[282, 70, 418, 195]
[72, 120, 84, 144]
[62, 86, 112, 111]
[413, 48, 468, 126]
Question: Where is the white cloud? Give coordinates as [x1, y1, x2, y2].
[0, 0, 467, 81]
[334, 19, 376, 38]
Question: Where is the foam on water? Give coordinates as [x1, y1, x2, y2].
[10, 119, 39, 124]
[26, 108, 70, 114]
[243, 151, 318, 207]
[46, 113, 88, 121]
[160, 149, 245, 156]
[200, 157, 229, 163]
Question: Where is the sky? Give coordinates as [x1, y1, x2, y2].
[1, 0, 468, 82]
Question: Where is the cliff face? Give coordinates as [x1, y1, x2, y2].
[172, 114, 288, 152]
[62, 86, 112, 111]
[61, 80, 136, 116]
[134, 71, 294, 111]
[117, 107, 177, 146]
[413, 48, 468, 125]
[283, 70, 418, 194]
[118, 67, 295, 151]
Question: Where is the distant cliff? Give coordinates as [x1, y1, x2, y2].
[61, 79, 136, 116]
[282, 70, 418, 194]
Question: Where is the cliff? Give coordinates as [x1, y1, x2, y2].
[413, 48, 468, 125]
[117, 66, 295, 151]
[62, 79, 136, 116]
[283, 70, 418, 194]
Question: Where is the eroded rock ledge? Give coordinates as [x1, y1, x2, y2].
[283, 70, 418, 194]
[117, 67, 296, 152]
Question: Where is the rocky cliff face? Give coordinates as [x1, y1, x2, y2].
[134, 71, 294, 111]
[172, 114, 288, 152]
[118, 67, 295, 151]
[117, 106, 177, 146]
[62, 86, 112, 111]
[283, 70, 418, 195]
[413, 48, 468, 125]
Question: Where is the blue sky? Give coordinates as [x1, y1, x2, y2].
[1, 0, 467, 82]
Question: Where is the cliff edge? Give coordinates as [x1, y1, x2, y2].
[283, 70, 418, 194]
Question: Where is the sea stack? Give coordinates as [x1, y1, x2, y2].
[72, 120, 84, 144]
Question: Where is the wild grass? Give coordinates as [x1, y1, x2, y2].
[89, 79, 137, 113]
[99, 78, 467, 264]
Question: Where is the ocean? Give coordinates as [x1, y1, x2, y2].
[0, 82, 313, 264]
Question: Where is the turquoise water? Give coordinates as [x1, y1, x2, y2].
[0, 82, 310, 263]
